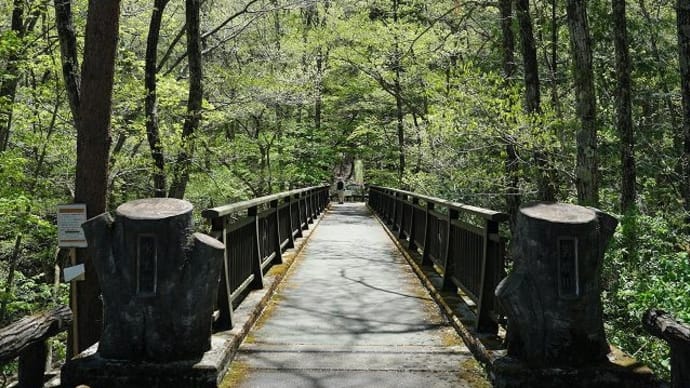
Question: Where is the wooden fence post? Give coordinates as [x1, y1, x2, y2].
[442, 209, 459, 292]
[476, 219, 499, 334]
[248, 206, 264, 289]
[270, 200, 283, 264]
[421, 202, 435, 266]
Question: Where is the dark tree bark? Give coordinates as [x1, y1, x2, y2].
[393, 0, 405, 186]
[549, 0, 561, 116]
[500, 0, 515, 80]
[145, 0, 170, 197]
[516, 0, 556, 202]
[73, 0, 121, 352]
[639, 0, 679, 142]
[54, 0, 81, 129]
[499, 0, 520, 228]
[566, 0, 598, 206]
[0, 0, 48, 150]
[168, 0, 202, 199]
[678, 1, 690, 218]
[0, 0, 27, 151]
[680, 2, 690, 216]
[613, 0, 636, 212]
[515, 0, 540, 114]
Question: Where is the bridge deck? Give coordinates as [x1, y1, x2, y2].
[223, 203, 489, 387]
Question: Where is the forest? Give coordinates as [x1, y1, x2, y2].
[0, 0, 689, 383]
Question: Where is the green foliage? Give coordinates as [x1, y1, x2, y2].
[603, 211, 690, 379]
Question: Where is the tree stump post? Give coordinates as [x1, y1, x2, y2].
[79, 198, 225, 362]
[495, 202, 617, 366]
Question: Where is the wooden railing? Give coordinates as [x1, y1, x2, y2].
[202, 185, 330, 330]
[368, 186, 509, 334]
[0, 306, 71, 388]
[643, 309, 690, 388]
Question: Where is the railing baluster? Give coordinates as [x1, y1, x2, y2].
[214, 216, 233, 330]
[271, 200, 283, 264]
[476, 219, 499, 334]
[367, 185, 508, 335]
[442, 209, 459, 292]
[409, 197, 419, 251]
[248, 206, 265, 289]
[421, 202, 434, 266]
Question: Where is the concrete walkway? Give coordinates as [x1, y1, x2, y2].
[223, 203, 489, 388]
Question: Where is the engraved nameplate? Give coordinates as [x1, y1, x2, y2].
[137, 234, 157, 294]
[557, 237, 579, 299]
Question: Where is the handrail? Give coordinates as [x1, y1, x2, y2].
[202, 185, 330, 330]
[643, 309, 690, 388]
[0, 305, 72, 386]
[368, 185, 509, 222]
[368, 186, 508, 335]
[202, 185, 330, 219]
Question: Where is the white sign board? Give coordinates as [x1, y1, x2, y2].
[57, 204, 87, 247]
[64, 264, 85, 282]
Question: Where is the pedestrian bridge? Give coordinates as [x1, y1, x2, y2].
[225, 201, 486, 387]
[5, 185, 681, 387]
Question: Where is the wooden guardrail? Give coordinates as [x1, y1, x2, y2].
[202, 185, 330, 330]
[368, 186, 509, 334]
[0, 305, 71, 388]
[643, 309, 690, 388]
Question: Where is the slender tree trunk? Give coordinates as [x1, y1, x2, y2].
[73, 0, 121, 352]
[145, 0, 170, 197]
[516, 0, 540, 114]
[516, 0, 556, 202]
[613, 0, 636, 212]
[499, 0, 521, 228]
[640, 0, 679, 138]
[0, 235, 22, 323]
[395, 75, 405, 185]
[500, 0, 515, 80]
[0, 0, 26, 151]
[678, 1, 690, 218]
[566, 0, 598, 206]
[393, 0, 405, 185]
[169, 0, 202, 199]
[550, 0, 561, 116]
[315, 50, 323, 132]
[54, 0, 81, 129]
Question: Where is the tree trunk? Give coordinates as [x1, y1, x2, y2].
[516, 0, 540, 114]
[73, 0, 121, 352]
[613, 0, 636, 213]
[169, 0, 202, 199]
[566, 0, 598, 206]
[0, 0, 26, 151]
[679, 1, 690, 219]
[500, 0, 515, 80]
[395, 76, 405, 186]
[393, 0, 405, 186]
[54, 0, 81, 129]
[549, 0, 561, 116]
[516, 0, 556, 202]
[145, 0, 170, 198]
[639, 0, 679, 143]
[499, 0, 520, 228]
[0, 235, 22, 324]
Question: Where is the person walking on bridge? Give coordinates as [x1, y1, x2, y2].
[336, 178, 345, 204]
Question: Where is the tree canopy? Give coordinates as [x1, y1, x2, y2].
[0, 0, 688, 382]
